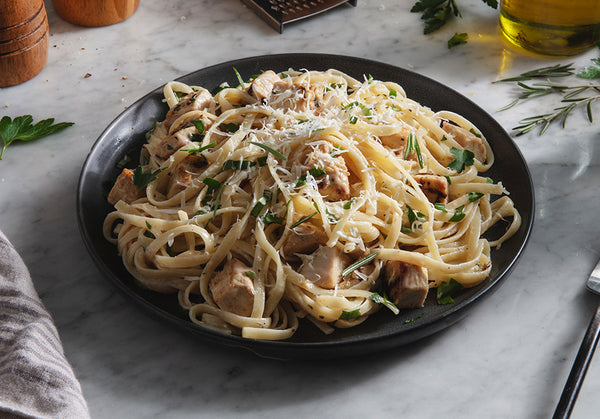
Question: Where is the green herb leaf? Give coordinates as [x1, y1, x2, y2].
[233, 67, 245, 87]
[577, 65, 600, 79]
[183, 141, 217, 155]
[448, 32, 468, 48]
[289, 212, 318, 229]
[468, 192, 484, 202]
[0, 115, 74, 160]
[132, 166, 164, 189]
[342, 252, 378, 277]
[448, 205, 466, 222]
[369, 292, 399, 314]
[447, 147, 474, 173]
[222, 159, 256, 171]
[437, 278, 464, 304]
[339, 309, 362, 320]
[202, 177, 221, 193]
[221, 122, 240, 133]
[191, 119, 205, 133]
[250, 190, 273, 217]
[404, 312, 425, 323]
[495, 63, 575, 83]
[296, 168, 327, 187]
[249, 141, 287, 160]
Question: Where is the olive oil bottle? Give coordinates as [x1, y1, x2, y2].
[499, 0, 600, 56]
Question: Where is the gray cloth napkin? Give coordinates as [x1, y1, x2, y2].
[0, 231, 90, 418]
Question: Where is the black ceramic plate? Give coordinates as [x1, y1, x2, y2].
[77, 53, 534, 360]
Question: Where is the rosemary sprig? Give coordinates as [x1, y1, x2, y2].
[496, 59, 600, 135]
[513, 97, 598, 135]
[494, 63, 576, 83]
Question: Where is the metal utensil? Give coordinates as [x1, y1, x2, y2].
[554, 258, 600, 418]
[241, 0, 357, 33]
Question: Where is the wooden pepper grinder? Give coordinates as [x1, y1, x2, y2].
[52, 0, 140, 27]
[0, 0, 49, 87]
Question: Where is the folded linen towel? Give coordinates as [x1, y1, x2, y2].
[0, 231, 90, 418]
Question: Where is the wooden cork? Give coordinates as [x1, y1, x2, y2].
[0, 0, 49, 87]
[53, 0, 140, 27]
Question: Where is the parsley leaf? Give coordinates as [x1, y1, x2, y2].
[447, 147, 474, 173]
[369, 292, 399, 314]
[339, 309, 362, 320]
[448, 205, 466, 222]
[0, 115, 74, 160]
[448, 32, 468, 48]
[411, 0, 496, 36]
[131, 166, 164, 189]
[437, 278, 464, 304]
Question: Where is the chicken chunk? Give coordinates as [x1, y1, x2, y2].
[249, 70, 281, 101]
[282, 223, 328, 258]
[296, 83, 325, 112]
[305, 147, 351, 201]
[384, 261, 429, 308]
[164, 88, 214, 129]
[209, 258, 256, 317]
[441, 121, 487, 163]
[413, 174, 449, 204]
[300, 246, 349, 289]
[107, 168, 145, 205]
[379, 126, 419, 162]
[148, 126, 196, 160]
[269, 81, 325, 112]
[166, 154, 207, 198]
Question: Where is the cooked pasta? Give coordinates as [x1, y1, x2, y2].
[103, 68, 521, 340]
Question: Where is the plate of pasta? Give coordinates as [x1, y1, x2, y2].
[77, 54, 534, 359]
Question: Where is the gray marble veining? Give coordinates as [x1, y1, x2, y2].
[1, 0, 599, 417]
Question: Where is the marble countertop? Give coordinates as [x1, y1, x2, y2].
[1, 0, 599, 417]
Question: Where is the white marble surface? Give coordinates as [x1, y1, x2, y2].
[1, 0, 600, 417]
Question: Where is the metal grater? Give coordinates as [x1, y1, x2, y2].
[241, 0, 357, 33]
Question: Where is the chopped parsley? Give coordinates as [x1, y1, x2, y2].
[434, 202, 447, 213]
[437, 278, 464, 304]
[131, 166, 164, 189]
[339, 309, 362, 320]
[448, 32, 468, 49]
[250, 190, 273, 217]
[448, 205, 466, 222]
[468, 192, 484, 202]
[221, 122, 240, 133]
[447, 147, 474, 173]
[296, 167, 327, 187]
[222, 159, 256, 171]
[369, 292, 399, 314]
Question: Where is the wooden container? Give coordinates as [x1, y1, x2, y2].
[0, 0, 49, 87]
[53, 0, 140, 27]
